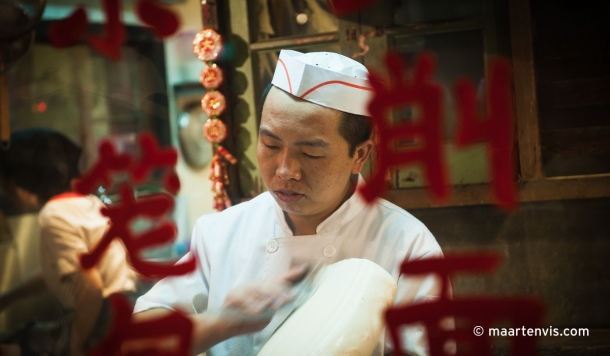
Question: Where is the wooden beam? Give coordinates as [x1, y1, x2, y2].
[227, 0, 257, 199]
[0, 75, 9, 148]
[540, 127, 610, 156]
[386, 175, 610, 209]
[386, 18, 483, 38]
[508, 0, 544, 181]
[250, 32, 340, 52]
[539, 105, 610, 130]
[537, 76, 610, 109]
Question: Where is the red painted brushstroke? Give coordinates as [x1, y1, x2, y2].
[328, 0, 380, 15]
[454, 59, 517, 210]
[79, 184, 196, 279]
[87, 0, 125, 60]
[132, 132, 180, 194]
[74, 132, 179, 195]
[89, 294, 193, 356]
[385, 253, 544, 356]
[48, 0, 182, 58]
[73, 140, 133, 194]
[48, 7, 88, 48]
[75, 132, 187, 278]
[163, 172, 181, 196]
[136, 0, 180, 38]
[358, 51, 449, 203]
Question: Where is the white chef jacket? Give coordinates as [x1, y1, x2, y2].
[134, 178, 443, 356]
[39, 195, 137, 309]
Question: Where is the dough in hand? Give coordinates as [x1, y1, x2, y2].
[258, 258, 398, 356]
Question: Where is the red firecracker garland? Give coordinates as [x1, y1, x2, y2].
[193, 28, 236, 211]
[200, 63, 224, 89]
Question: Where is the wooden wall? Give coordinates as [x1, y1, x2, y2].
[410, 197, 610, 328]
[532, 0, 610, 177]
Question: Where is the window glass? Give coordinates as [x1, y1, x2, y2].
[391, 30, 488, 187]
[249, 0, 338, 40]
[532, 0, 610, 177]
[393, 0, 482, 25]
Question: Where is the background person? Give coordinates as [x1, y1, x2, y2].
[0, 129, 138, 356]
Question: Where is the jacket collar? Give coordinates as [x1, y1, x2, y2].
[273, 174, 368, 236]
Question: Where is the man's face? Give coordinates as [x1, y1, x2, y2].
[257, 87, 369, 223]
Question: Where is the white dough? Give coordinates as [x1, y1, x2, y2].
[258, 258, 398, 356]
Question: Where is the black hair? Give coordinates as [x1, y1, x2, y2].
[0, 129, 82, 204]
[260, 83, 372, 157]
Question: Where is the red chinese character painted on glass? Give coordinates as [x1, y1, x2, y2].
[74, 132, 179, 195]
[454, 59, 517, 210]
[89, 294, 193, 356]
[132, 133, 181, 195]
[385, 253, 544, 356]
[136, 0, 180, 38]
[74, 132, 191, 279]
[48, 7, 88, 48]
[48, 0, 179, 60]
[86, 0, 125, 61]
[79, 184, 196, 279]
[73, 140, 133, 194]
[359, 52, 449, 203]
[328, 0, 380, 15]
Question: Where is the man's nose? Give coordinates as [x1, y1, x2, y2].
[276, 151, 302, 181]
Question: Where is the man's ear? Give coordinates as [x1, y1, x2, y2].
[351, 139, 375, 174]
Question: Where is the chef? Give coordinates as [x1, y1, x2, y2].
[134, 50, 444, 356]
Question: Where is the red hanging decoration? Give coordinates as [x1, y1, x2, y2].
[210, 153, 231, 211]
[192, 28, 222, 62]
[201, 91, 227, 117]
[193, 28, 236, 212]
[216, 145, 237, 165]
[203, 118, 227, 143]
[200, 63, 224, 89]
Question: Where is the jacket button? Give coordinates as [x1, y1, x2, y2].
[323, 245, 336, 257]
[267, 240, 279, 253]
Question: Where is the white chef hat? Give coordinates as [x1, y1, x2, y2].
[271, 50, 373, 116]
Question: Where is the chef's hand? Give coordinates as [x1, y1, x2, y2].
[188, 266, 307, 355]
[223, 265, 307, 315]
[174, 265, 309, 355]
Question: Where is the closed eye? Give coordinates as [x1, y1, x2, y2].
[264, 144, 280, 150]
[303, 153, 323, 159]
